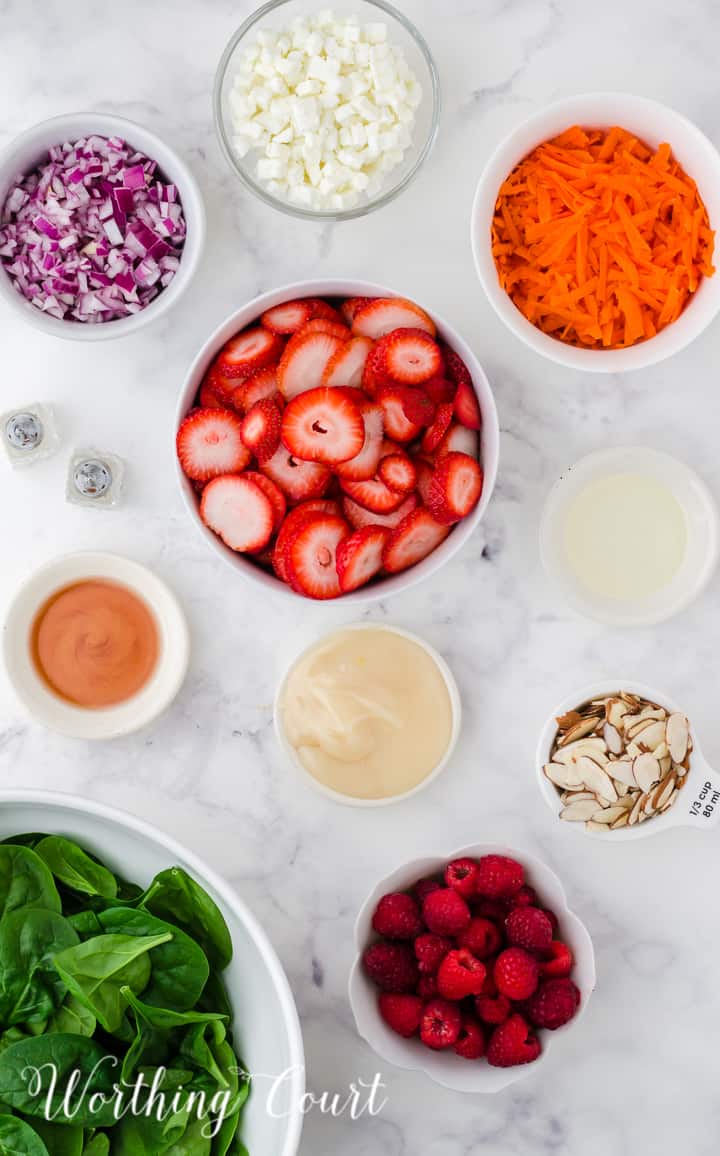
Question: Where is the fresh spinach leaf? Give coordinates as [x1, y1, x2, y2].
[0, 1034, 118, 1126]
[0, 910, 79, 1026]
[53, 933, 172, 1033]
[121, 989, 227, 1032]
[46, 997, 95, 1038]
[97, 910, 208, 1013]
[140, 870, 232, 971]
[0, 1114, 50, 1155]
[67, 913, 103, 941]
[0, 849, 60, 920]
[34, 840, 117, 902]
[32, 1120, 83, 1156]
[81, 1135, 109, 1156]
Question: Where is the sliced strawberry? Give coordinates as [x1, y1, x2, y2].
[351, 297, 436, 340]
[427, 452, 483, 524]
[273, 500, 340, 582]
[198, 363, 239, 407]
[176, 408, 250, 482]
[414, 457, 435, 505]
[421, 402, 454, 454]
[199, 373, 228, 410]
[378, 328, 443, 385]
[335, 401, 384, 481]
[282, 513, 350, 599]
[342, 492, 418, 530]
[454, 378, 482, 430]
[377, 386, 423, 443]
[260, 299, 314, 334]
[281, 386, 364, 465]
[436, 423, 479, 460]
[397, 385, 435, 426]
[321, 337, 373, 388]
[382, 508, 451, 573]
[240, 398, 281, 462]
[423, 376, 456, 405]
[297, 318, 351, 341]
[361, 343, 395, 397]
[340, 296, 374, 325]
[336, 526, 390, 593]
[443, 346, 473, 390]
[243, 470, 286, 533]
[277, 332, 344, 401]
[303, 298, 344, 323]
[215, 327, 284, 379]
[339, 475, 406, 514]
[378, 452, 417, 493]
[261, 444, 331, 502]
[200, 475, 273, 553]
[231, 367, 280, 414]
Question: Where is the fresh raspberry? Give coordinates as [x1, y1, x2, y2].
[476, 855, 524, 900]
[371, 893, 423, 940]
[412, 878, 441, 905]
[457, 917, 502, 959]
[417, 974, 439, 999]
[487, 1014, 541, 1068]
[454, 1015, 486, 1060]
[505, 907, 553, 956]
[414, 933, 452, 975]
[539, 941, 574, 979]
[494, 948, 539, 1001]
[526, 979, 581, 1030]
[444, 857, 479, 899]
[437, 949, 487, 1001]
[506, 885, 538, 910]
[473, 897, 506, 923]
[420, 998, 462, 1050]
[541, 908, 559, 934]
[475, 992, 512, 1025]
[363, 942, 418, 993]
[422, 888, 471, 936]
[378, 993, 423, 1038]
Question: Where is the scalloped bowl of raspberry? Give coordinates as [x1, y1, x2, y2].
[349, 845, 595, 1092]
[174, 280, 499, 602]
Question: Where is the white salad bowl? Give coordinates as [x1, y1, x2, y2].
[0, 790, 305, 1156]
[349, 843, 596, 1093]
[175, 279, 500, 605]
[471, 92, 720, 372]
[0, 112, 205, 339]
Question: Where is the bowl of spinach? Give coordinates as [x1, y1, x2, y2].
[0, 792, 304, 1156]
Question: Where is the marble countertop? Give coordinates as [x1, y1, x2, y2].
[3, 0, 720, 1152]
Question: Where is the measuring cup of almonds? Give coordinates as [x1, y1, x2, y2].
[535, 681, 720, 840]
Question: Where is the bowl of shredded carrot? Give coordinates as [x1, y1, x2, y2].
[472, 93, 720, 372]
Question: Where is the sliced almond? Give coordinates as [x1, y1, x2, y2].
[625, 717, 658, 742]
[585, 820, 610, 832]
[560, 790, 596, 804]
[653, 773, 676, 811]
[611, 811, 630, 829]
[660, 789, 679, 812]
[561, 799, 601, 822]
[666, 713, 690, 763]
[578, 757, 617, 803]
[633, 753, 661, 794]
[606, 759, 637, 788]
[544, 763, 583, 791]
[607, 698, 630, 728]
[557, 715, 603, 745]
[603, 722, 624, 755]
[634, 720, 667, 751]
[552, 737, 609, 766]
[628, 794, 645, 826]
[591, 805, 627, 825]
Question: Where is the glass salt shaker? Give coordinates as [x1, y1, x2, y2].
[1, 403, 59, 467]
[66, 448, 125, 508]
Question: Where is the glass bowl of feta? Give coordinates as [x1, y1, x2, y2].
[213, 0, 440, 220]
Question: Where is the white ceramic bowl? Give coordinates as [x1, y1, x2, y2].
[3, 551, 190, 739]
[273, 622, 462, 806]
[175, 279, 500, 604]
[536, 679, 720, 842]
[0, 112, 205, 339]
[0, 789, 304, 1156]
[471, 92, 720, 372]
[349, 843, 596, 1093]
[539, 446, 720, 626]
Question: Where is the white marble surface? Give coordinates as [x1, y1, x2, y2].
[3, 0, 720, 1152]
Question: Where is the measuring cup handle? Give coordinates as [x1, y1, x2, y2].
[681, 758, 720, 829]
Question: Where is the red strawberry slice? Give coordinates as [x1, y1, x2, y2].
[336, 526, 390, 592]
[176, 408, 250, 482]
[378, 452, 417, 493]
[379, 328, 443, 384]
[335, 401, 384, 481]
[382, 508, 451, 573]
[297, 318, 350, 341]
[414, 457, 435, 505]
[282, 513, 350, 599]
[261, 444, 331, 502]
[421, 402, 454, 454]
[273, 500, 340, 582]
[198, 363, 238, 407]
[240, 398, 281, 462]
[231, 367, 280, 414]
[340, 296, 374, 325]
[422, 376, 456, 405]
[215, 327, 283, 378]
[342, 492, 418, 530]
[199, 373, 228, 410]
[321, 337, 373, 388]
[243, 470, 286, 533]
[397, 385, 435, 427]
[281, 387, 364, 465]
[303, 298, 344, 323]
[377, 387, 423, 443]
[339, 474, 407, 513]
[200, 475, 273, 553]
[351, 297, 436, 339]
[427, 452, 483, 524]
[443, 345, 473, 390]
[454, 377, 482, 430]
[260, 299, 314, 334]
[361, 343, 395, 397]
[436, 423, 479, 460]
[277, 332, 344, 400]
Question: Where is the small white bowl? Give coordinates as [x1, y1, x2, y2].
[0, 112, 205, 340]
[349, 843, 596, 1092]
[3, 551, 190, 739]
[471, 92, 720, 373]
[175, 279, 500, 604]
[273, 622, 462, 806]
[536, 679, 720, 841]
[0, 789, 304, 1156]
[539, 446, 719, 626]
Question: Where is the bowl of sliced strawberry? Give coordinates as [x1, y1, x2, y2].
[349, 846, 596, 1092]
[175, 281, 499, 601]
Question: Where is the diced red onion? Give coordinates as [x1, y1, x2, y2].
[0, 134, 187, 323]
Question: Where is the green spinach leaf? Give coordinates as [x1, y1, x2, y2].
[33, 1120, 83, 1155]
[0, 1114, 50, 1155]
[0, 1034, 118, 1126]
[53, 933, 171, 1033]
[0, 849, 60, 920]
[0, 910, 79, 1026]
[35, 840, 117, 902]
[140, 870, 232, 971]
[97, 911, 208, 1013]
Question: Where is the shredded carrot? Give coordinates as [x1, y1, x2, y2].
[491, 125, 715, 350]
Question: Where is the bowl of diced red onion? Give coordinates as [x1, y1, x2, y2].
[0, 112, 205, 338]
[174, 280, 499, 602]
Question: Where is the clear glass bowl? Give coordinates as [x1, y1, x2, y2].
[213, 0, 440, 221]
